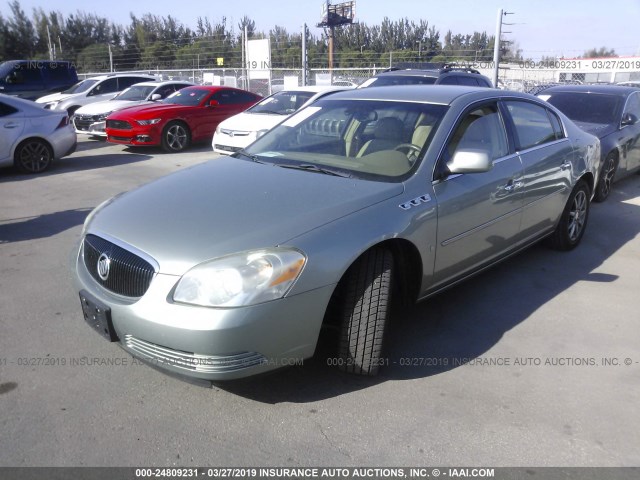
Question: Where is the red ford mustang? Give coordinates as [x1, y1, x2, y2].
[105, 86, 262, 152]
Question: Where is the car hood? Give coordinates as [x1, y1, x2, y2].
[36, 92, 77, 104]
[76, 99, 152, 115]
[87, 157, 404, 275]
[218, 112, 287, 132]
[572, 121, 617, 138]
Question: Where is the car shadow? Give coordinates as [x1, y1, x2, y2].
[0, 153, 153, 181]
[218, 176, 640, 403]
[0, 208, 92, 243]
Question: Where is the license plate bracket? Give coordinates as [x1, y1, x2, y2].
[79, 290, 118, 342]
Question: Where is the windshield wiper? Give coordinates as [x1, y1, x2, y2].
[254, 110, 288, 115]
[277, 163, 352, 178]
[234, 149, 269, 165]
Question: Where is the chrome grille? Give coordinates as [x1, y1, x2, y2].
[73, 114, 98, 131]
[83, 234, 156, 297]
[124, 335, 267, 373]
[106, 119, 132, 130]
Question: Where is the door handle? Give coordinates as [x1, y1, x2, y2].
[3, 122, 19, 129]
[503, 181, 523, 192]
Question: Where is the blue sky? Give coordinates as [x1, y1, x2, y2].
[2, 0, 639, 59]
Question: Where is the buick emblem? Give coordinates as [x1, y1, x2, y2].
[97, 253, 111, 281]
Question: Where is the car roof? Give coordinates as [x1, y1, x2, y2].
[280, 85, 352, 93]
[321, 84, 520, 105]
[84, 73, 158, 81]
[541, 84, 640, 96]
[128, 80, 194, 88]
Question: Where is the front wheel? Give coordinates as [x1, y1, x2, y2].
[593, 152, 617, 202]
[161, 121, 191, 152]
[338, 247, 394, 376]
[14, 139, 53, 173]
[547, 180, 590, 251]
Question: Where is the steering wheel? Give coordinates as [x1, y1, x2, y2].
[395, 143, 422, 163]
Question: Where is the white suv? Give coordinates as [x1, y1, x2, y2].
[72, 80, 193, 137]
[35, 73, 158, 116]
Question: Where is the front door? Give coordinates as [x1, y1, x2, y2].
[432, 102, 524, 286]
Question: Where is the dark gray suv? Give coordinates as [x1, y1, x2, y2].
[360, 66, 493, 88]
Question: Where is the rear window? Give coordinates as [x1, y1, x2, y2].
[541, 92, 622, 125]
[360, 75, 437, 88]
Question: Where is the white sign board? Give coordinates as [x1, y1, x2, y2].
[247, 38, 271, 81]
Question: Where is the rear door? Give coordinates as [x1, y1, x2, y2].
[619, 91, 640, 174]
[502, 100, 573, 236]
[0, 101, 24, 164]
[432, 101, 524, 285]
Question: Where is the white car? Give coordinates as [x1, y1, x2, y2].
[35, 73, 158, 116]
[0, 93, 77, 173]
[72, 81, 193, 137]
[212, 86, 353, 154]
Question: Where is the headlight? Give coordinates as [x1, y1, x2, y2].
[173, 248, 306, 307]
[136, 118, 162, 126]
[97, 111, 113, 121]
[45, 102, 59, 110]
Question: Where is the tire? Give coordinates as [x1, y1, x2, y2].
[14, 139, 53, 174]
[547, 180, 590, 251]
[593, 152, 617, 202]
[161, 121, 190, 152]
[338, 247, 394, 376]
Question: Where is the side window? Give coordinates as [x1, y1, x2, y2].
[48, 64, 73, 82]
[118, 77, 148, 90]
[623, 92, 640, 117]
[91, 78, 118, 95]
[438, 76, 459, 85]
[547, 110, 565, 140]
[212, 89, 247, 105]
[0, 101, 19, 117]
[446, 104, 509, 162]
[505, 101, 557, 150]
[155, 85, 175, 99]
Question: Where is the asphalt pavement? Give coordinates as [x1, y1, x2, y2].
[1, 137, 639, 468]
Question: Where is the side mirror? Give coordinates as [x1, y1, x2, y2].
[447, 149, 493, 174]
[150, 93, 162, 101]
[208, 100, 220, 107]
[621, 112, 638, 127]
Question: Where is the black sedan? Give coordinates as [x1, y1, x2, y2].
[538, 85, 640, 201]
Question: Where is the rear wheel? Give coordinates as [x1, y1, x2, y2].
[594, 152, 617, 202]
[161, 121, 190, 152]
[547, 180, 590, 251]
[14, 139, 53, 173]
[338, 247, 394, 376]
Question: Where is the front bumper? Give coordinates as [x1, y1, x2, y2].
[106, 126, 159, 146]
[74, 240, 333, 381]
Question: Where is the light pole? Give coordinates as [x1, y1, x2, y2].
[492, 9, 514, 87]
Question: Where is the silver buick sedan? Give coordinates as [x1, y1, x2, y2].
[74, 86, 600, 381]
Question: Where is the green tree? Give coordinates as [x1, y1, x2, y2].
[582, 47, 617, 58]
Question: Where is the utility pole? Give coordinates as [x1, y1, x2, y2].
[302, 24, 308, 86]
[492, 9, 514, 88]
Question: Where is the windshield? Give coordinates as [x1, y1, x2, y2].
[248, 90, 317, 115]
[242, 99, 448, 181]
[164, 87, 210, 106]
[543, 92, 623, 125]
[116, 85, 156, 101]
[63, 79, 99, 94]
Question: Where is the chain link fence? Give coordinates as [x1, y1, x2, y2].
[77, 56, 640, 97]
